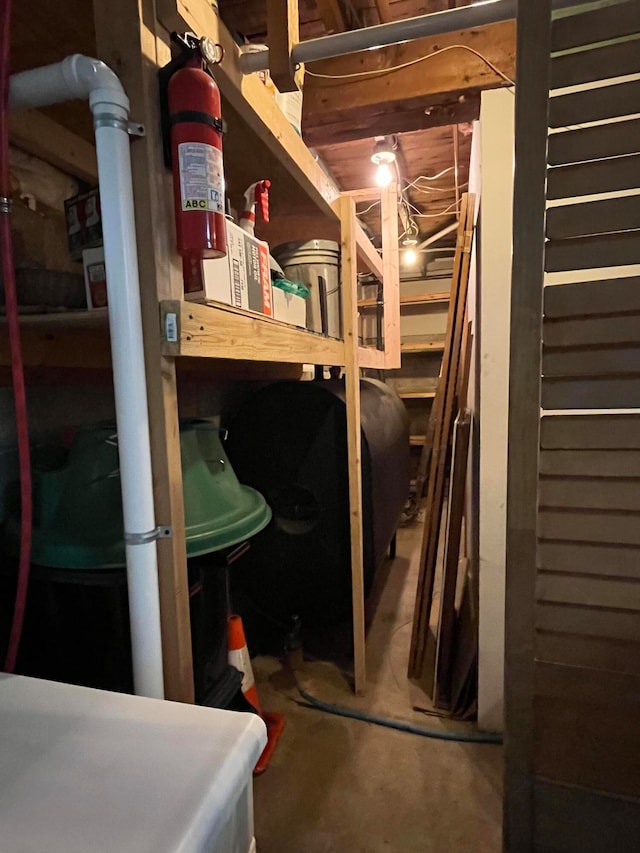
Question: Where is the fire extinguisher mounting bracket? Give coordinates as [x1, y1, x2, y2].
[158, 31, 226, 170]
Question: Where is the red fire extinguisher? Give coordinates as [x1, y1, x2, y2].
[165, 38, 227, 260]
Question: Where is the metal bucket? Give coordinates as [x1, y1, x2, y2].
[272, 240, 342, 338]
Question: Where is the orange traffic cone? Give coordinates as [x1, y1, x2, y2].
[227, 614, 285, 775]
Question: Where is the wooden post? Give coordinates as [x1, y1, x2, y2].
[340, 194, 367, 695]
[267, 0, 300, 93]
[93, 0, 195, 702]
[504, 0, 552, 848]
[380, 181, 400, 369]
[343, 185, 400, 369]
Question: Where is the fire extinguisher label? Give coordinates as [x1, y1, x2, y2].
[178, 142, 224, 213]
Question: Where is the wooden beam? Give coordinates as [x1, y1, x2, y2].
[9, 110, 98, 183]
[340, 194, 367, 695]
[344, 184, 400, 368]
[0, 321, 111, 370]
[267, 0, 300, 92]
[304, 93, 480, 148]
[161, 299, 346, 364]
[303, 21, 515, 120]
[93, 0, 195, 704]
[358, 345, 385, 369]
[354, 217, 384, 280]
[401, 340, 445, 353]
[381, 181, 400, 369]
[344, 187, 380, 202]
[358, 291, 449, 308]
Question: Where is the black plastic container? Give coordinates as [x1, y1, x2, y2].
[224, 378, 410, 650]
[0, 552, 238, 705]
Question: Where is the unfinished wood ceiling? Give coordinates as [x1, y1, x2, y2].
[218, 0, 501, 243]
[318, 125, 472, 241]
[218, 0, 465, 40]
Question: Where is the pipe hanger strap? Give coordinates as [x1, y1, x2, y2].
[125, 526, 173, 546]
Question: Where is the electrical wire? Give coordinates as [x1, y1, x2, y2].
[297, 687, 503, 744]
[408, 201, 461, 219]
[305, 44, 515, 88]
[403, 167, 456, 187]
[1, 0, 33, 673]
[356, 199, 381, 216]
[407, 182, 469, 196]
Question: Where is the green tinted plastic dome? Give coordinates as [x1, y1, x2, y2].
[8, 421, 271, 569]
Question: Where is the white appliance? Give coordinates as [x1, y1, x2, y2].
[0, 674, 267, 852]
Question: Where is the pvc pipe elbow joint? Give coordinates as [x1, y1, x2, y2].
[65, 55, 131, 115]
[9, 54, 129, 115]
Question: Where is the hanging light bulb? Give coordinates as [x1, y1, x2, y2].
[375, 162, 393, 187]
[402, 236, 419, 266]
[371, 138, 396, 189]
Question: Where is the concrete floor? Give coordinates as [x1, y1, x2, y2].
[252, 523, 503, 853]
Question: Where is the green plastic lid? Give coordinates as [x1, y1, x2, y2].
[6, 421, 271, 569]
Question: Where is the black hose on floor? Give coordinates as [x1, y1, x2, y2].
[297, 687, 503, 745]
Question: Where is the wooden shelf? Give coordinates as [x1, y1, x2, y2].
[358, 292, 449, 309]
[401, 339, 446, 354]
[358, 345, 386, 369]
[0, 309, 108, 329]
[160, 300, 346, 365]
[399, 391, 436, 400]
[410, 435, 427, 446]
[0, 310, 111, 370]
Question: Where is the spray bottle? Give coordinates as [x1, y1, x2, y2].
[239, 179, 271, 235]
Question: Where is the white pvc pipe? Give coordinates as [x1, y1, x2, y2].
[9, 56, 165, 700]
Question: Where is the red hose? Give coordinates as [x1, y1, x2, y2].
[1, 0, 33, 673]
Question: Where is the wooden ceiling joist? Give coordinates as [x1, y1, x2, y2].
[303, 91, 479, 147]
[302, 20, 515, 124]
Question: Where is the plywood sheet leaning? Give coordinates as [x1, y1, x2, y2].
[421, 326, 473, 700]
[408, 193, 475, 680]
[433, 409, 472, 708]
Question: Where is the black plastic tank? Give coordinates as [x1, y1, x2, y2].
[224, 378, 410, 648]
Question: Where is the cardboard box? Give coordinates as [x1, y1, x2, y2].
[227, 224, 247, 308]
[272, 286, 306, 327]
[187, 221, 272, 317]
[65, 189, 102, 261]
[184, 254, 230, 304]
[83, 246, 108, 309]
[243, 235, 272, 316]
